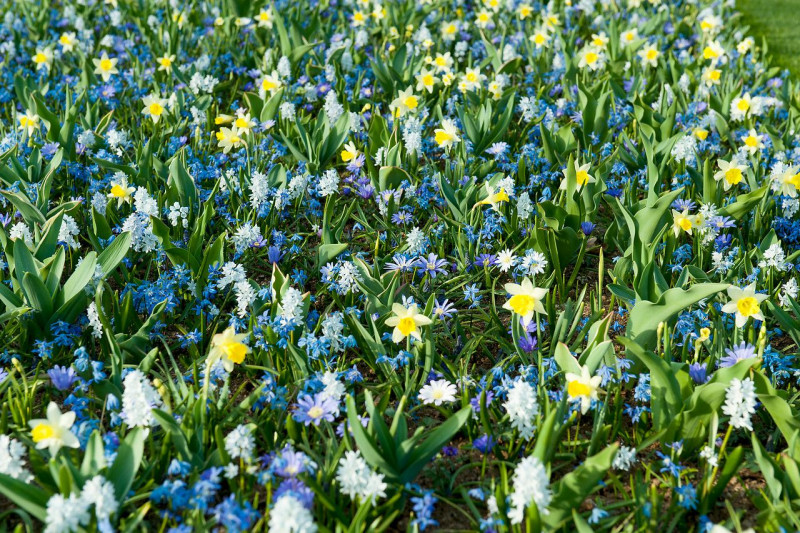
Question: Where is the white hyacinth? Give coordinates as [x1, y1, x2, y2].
[120, 370, 163, 429]
[722, 377, 758, 431]
[335, 450, 387, 506]
[503, 380, 539, 440]
[508, 455, 552, 524]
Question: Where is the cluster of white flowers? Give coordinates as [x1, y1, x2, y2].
[232, 222, 263, 256]
[225, 424, 255, 461]
[9, 221, 32, 244]
[317, 169, 339, 197]
[402, 116, 423, 153]
[235, 279, 256, 318]
[671, 135, 698, 165]
[121, 187, 160, 253]
[167, 203, 189, 228]
[321, 312, 345, 352]
[700, 445, 719, 468]
[406, 226, 428, 256]
[323, 90, 344, 126]
[612, 445, 637, 471]
[280, 101, 296, 121]
[779, 278, 799, 308]
[518, 96, 538, 123]
[87, 302, 103, 339]
[280, 286, 305, 321]
[218, 261, 247, 289]
[335, 450, 388, 506]
[0, 435, 32, 482]
[44, 476, 118, 533]
[518, 250, 548, 277]
[503, 380, 539, 440]
[56, 214, 81, 249]
[508, 455, 552, 524]
[759, 243, 787, 271]
[250, 170, 271, 210]
[188, 72, 218, 95]
[268, 494, 317, 533]
[722, 377, 758, 430]
[120, 369, 163, 429]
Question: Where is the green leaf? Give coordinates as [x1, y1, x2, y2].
[403, 406, 471, 483]
[108, 427, 145, 500]
[97, 232, 132, 276]
[0, 473, 49, 517]
[545, 445, 618, 528]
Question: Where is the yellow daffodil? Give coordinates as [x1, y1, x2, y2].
[32, 48, 54, 71]
[776, 165, 800, 198]
[517, 3, 533, 19]
[702, 40, 724, 61]
[741, 129, 763, 155]
[672, 209, 696, 237]
[694, 128, 709, 141]
[385, 303, 432, 343]
[157, 54, 176, 72]
[257, 8, 273, 28]
[620, 29, 638, 47]
[259, 72, 282, 98]
[560, 160, 595, 191]
[234, 111, 255, 135]
[502, 278, 547, 326]
[565, 365, 602, 414]
[59, 32, 77, 52]
[215, 127, 244, 153]
[340, 141, 360, 162]
[415, 69, 438, 94]
[29, 402, 80, 455]
[638, 46, 660, 68]
[93, 52, 119, 82]
[107, 176, 136, 207]
[721, 283, 767, 328]
[530, 28, 550, 48]
[701, 67, 722, 86]
[210, 327, 251, 372]
[432, 52, 453, 73]
[578, 47, 604, 71]
[141, 94, 168, 123]
[389, 87, 418, 118]
[434, 119, 459, 150]
[441, 20, 459, 40]
[591, 33, 609, 48]
[474, 181, 510, 211]
[18, 110, 40, 137]
[713, 159, 746, 191]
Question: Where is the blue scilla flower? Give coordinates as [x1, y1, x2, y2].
[47, 365, 79, 391]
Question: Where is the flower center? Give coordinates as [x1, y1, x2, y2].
[398, 317, 416, 336]
[221, 341, 247, 364]
[678, 217, 692, 232]
[568, 381, 592, 398]
[736, 296, 760, 317]
[576, 170, 590, 186]
[737, 99, 750, 112]
[435, 131, 453, 144]
[724, 168, 742, 185]
[111, 184, 128, 198]
[508, 294, 536, 317]
[100, 58, 113, 70]
[403, 95, 418, 109]
[32, 423, 55, 442]
[585, 52, 598, 64]
[308, 406, 323, 419]
[149, 102, 164, 116]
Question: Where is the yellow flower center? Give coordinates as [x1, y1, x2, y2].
[100, 58, 113, 71]
[403, 95, 418, 109]
[737, 99, 750, 112]
[235, 117, 249, 129]
[694, 129, 709, 140]
[341, 149, 356, 161]
[32, 423, 55, 442]
[646, 49, 658, 60]
[585, 52, 598, 65]
[745, 136, 757, 147]
[60, 35, 72, 45]
[785, 173, 800, 189]
[398, 317, 416, 336]
[432, 389, 444, 399]
[677, 216, 693, 232]
[34, 53, 47, 64]
[736, 296, 760, 318]
[149, 102, 164, 116]
[221, 340, 247, 364]
[435, 130, 453, 145]
[159, 57, 172, 67]
[422, 74, 433, 86]
[262, 78, 278, 91]
[576, 170, 590, 186]
[724, 167, 743, 185]
[568, 381, 591, 398]
[709, 70, 721, 81]
[307, 406, 323, 419]
[111, 184, 128, 198]
[534, 34, 546, 45]
[508, 294, 536, 317]
[703, 47, 718, 59]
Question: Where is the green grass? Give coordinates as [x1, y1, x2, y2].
[738, 0, 800, 75]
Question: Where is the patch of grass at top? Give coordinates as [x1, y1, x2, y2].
[738, 0, 800, 76]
